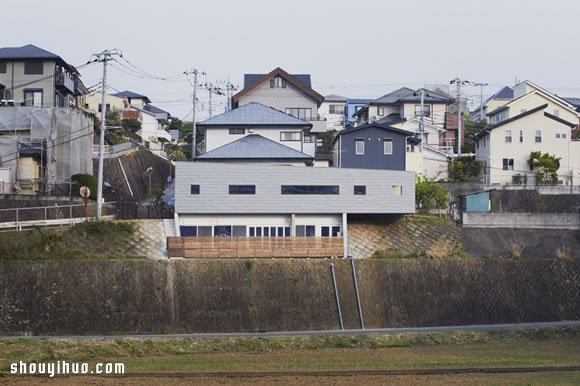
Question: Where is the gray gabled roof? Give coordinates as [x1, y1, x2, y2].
[244, 73, 311, 88]
[112, 90, 152, 103]
[196, 134, 313, 160]
[324, 94, 347, 102]
[371, 87, 453, 105]
[197, 102, 311, 127]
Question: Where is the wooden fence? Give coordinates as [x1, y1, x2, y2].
[167, 236, 344, 259]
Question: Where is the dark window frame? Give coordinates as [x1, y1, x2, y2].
[24, 62, 44, 75]
[502, 158, 514, 171]
[281, 185, 340, 195]
[23, 88, 43, 106]
[329, 104, 345, 114]
[0, 62, 6, 73]
[190, 184, 200, 194]
[229, 185, 256, 194]
[229, 128, 245, 135]
[354, 185, 366, 195]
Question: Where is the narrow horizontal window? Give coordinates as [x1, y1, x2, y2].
[280, 131, 301, 141]
[229, 128, 245, 134]
[190, 184, 200, 194]
[229, 185, 256, 194]
[180, 226, 197, 236]
[354, 185, 366, 195]
[281, 185, 339, 195]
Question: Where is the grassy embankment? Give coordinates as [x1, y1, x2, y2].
[0, 222, 145, 260]
[0, 327, 579, 374]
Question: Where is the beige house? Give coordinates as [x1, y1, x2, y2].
[475, 103, 580, 185]
[471, 86, 513, 120]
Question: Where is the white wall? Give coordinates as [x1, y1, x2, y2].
[319, 101, 344, 130]
[238, 78, 318, 115]
[204, 127, 314, 156]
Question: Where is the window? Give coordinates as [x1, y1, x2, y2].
[562, 133, 567, 139]
[98, 103, 110, 113]
[233, 226, 247, 237]
[407, 143, 415, 152]
[535, 130, 542, 143]
[414, 104, 431, 117]
[24, 62, 43, 74]
[198, 226, 212, 236]
[281, 185, 339, 195]
[377, 107, 384, 116]
[355, 106, 362, 112]
[190, 184, 200, 194]
[321, 226, 341, 237]
[519, 130, 523, 143]
[23, 89, 43, 107]
[180, 226, 197, 236]
[355, 140, 365, 155]
[296, 225, 316, 237]
[0, 63, 6, 73]
[383, 139, 393, 155]
[556, 133, 561, 139]
[329, 104, 345, 114]
[214, 226, 232, 237]
[502, 158, 514, 170]
[285, 108, 312, 120]
[391, 185, 402, 195]
[505, 130, 512, 143]
[304, 134, 316, 143]
[354, 185, 366, 195]
[280, 131, 301, 141]
[229, 185, 255, 194]
[553, 109, 560, 117]
[270, 76, 287, 88]
[229, 128, 245, 135]
[249, 226, 290, 238]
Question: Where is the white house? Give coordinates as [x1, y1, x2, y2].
[475, 103, 580, 185]
[319, 94, 346, 131]
[196, 102, 315, 161]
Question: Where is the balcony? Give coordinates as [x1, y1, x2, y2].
[305, 116, 328, 133]
[54, 71, 75, 94]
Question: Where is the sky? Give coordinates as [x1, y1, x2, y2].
[5, 0, 580, 120]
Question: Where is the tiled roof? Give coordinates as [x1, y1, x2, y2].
[197, 102, 311, 126]
[0, 44, 75, 73]
[112, 91, 151, 103]
[196, 134, 313, 160]
[143, 104, 170, 116]
[333, 122, 414, 144]
[244, 73, 311, 88]
[324, 94, 347, 102]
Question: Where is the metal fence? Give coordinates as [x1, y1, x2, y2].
[117, 201, 174, 220]
[0, 202, 117, 232]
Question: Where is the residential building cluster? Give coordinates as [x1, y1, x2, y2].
[0, 44, 578, 256]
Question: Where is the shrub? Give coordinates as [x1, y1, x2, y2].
[416, 175, 449, 210]
[448, 156, 484, 182]
[511, 243, 524, 259]
[71, 174, 97, 199]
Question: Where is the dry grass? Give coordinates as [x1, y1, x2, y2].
[556, 247, 571, 261]
[425, 241, 455, 259]
[511, 243, 525, 260]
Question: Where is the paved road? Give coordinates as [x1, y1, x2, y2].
[3, 320, 579, 340]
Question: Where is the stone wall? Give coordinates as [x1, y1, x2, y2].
[1, 259, 577, 336]
[490, 190, 580, 213]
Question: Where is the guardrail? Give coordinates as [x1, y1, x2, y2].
[0, 202, 117, 232]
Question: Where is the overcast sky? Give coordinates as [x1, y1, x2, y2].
[5, 0, 580, 120]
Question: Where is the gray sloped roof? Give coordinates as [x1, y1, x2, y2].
[371, 87, 453, 105]
[244, 73, 311, 88]
[197, 102, 311, 127]
[324, 94, 347, 102]
[372, 87, 415, 104]
[196, 134, 313, 160]
[0, 44, 76, 73]
[112, 90, 152, 103]
[144, 104, 170, 116]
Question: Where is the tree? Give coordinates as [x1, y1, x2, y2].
[317, 129, 337, 154]
[528, 151, 561, 185]
[448, 156, 484, 182]
[462, 116, 487, 154]
[121, 117, 141, 132]
[415, 175, 449, 209]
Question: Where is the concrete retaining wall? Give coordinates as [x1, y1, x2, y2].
[0, 259, 578, 336]
[463, 212, 580, 229]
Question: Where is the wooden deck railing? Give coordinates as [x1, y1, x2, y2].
[167, 236, 344, 258]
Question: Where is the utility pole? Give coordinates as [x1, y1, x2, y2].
[419, 88, 425, 152]
[184, 69, 204, 160]
[472, 82, 488, 121]
[450, 78, 466, 156]
[208, 86, 213, 118]
[93, 49, 121, 221]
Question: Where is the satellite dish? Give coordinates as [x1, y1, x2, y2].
[79, 186, 91, 199]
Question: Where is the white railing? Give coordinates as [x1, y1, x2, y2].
[0, 202, 117, 232]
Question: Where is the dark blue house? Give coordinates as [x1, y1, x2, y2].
[332, 123, 414, 170]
